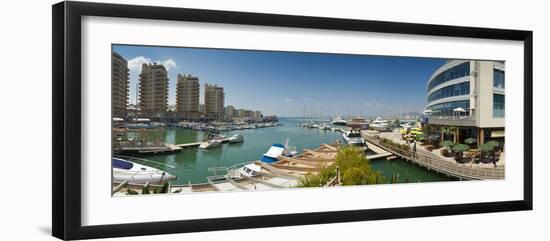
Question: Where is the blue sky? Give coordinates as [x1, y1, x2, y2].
[113, 44, 446, 117]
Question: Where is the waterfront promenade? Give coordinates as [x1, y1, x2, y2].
[361, 131, 505, 180]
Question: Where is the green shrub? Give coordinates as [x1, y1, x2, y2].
[298, 147, 385, 187]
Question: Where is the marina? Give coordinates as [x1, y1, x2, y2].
[110, 47, 506, 196]
[112, 118, 457, 195]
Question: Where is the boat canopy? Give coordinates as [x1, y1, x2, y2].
[112, 158, 133, 170]
[261, 143, 285, 163]
[244, 164, 261, 172]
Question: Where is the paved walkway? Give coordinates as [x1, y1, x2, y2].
[368, 130, 505, 168]
[361, 131, 504, 180]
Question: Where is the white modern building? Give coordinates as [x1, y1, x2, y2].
[424, 60, 505, 145]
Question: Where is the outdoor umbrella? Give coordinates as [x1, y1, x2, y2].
[452, 144, 470, 152]
[442, 140, 455, 148]
[486, 140, 500, 148]
[453, 107, 466, 112]
[479, 143, 495, 152]
[479, 143, 495, 163]
[464, 137, 477, 144]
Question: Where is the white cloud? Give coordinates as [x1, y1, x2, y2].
[125, 56, 178, 105]
[127, 56, 178, 71]
[157, 58, 177, 71]
[127, 56, 152, 71]
[284, 98, 293, 102]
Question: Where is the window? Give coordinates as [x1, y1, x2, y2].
[493, 69, 505, 89]
[427, 82, 470, 103]
[493, 94, 505, 117]
[428, 62, 470, 91]
[428, 100, 470, 117]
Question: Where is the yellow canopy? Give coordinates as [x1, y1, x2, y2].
[491, 130, 505, 138]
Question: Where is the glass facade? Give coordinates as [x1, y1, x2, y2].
[493, 94, 505, 117]
[493, 69, 505, 89]
[427, 82, 470, 103]
[428, 62, 470, 91]
[428, 100, 470, 116]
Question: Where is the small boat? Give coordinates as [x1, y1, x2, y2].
[199, 139, 222, 149]
[227, 134, 244, 143]
[260, 140, 298, 163]
[112, 157, 176, 185]
[342, 129, 367, 147]
[204, 132, 226, 141]
[331, 117, 347, 125]
[240, 163, 262, 177]
[260, 144, 286, 163]
[371, 117, 390, 131]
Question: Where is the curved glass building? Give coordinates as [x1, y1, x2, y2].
[424, 60, 505, 145]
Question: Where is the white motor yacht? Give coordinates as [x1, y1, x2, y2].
[112, 157, 176, 185]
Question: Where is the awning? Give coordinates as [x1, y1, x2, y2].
[491, 130, 505, 138]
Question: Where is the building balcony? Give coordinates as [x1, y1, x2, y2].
[426, 115, 476, 127]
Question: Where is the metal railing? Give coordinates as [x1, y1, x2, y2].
[363, 136, 504, 180]
[427, 115, 476, 126]
[430, 115, 476, 120]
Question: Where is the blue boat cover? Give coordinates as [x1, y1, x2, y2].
[260, 155, 278, 163]
[272, 143, 285, 148]
[260, 143, 285, 163]
[112, 158, 133, 170]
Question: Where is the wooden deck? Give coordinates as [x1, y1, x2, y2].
[361, 133, 505, 180]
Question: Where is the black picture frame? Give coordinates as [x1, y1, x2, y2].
[52, 1, 533, 240]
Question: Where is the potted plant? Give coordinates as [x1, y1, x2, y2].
[440, 140, 455, 157]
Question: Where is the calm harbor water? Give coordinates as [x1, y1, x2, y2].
[129, 118, 452, 184]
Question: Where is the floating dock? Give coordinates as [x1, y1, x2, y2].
[114, 137, 236, 155]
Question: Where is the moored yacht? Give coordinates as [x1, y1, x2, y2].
[260, 140, 298, 163]
[199, 139, 222, 149]
[240, 163, 262, 177]
[371, 117, 390, 131]
[112, 157, 176, 185]
[331, 117, 347, 125]
[342, 129, 366, 147]
[227, 133, 244, 143]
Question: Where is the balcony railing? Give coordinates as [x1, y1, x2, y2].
[427, 115, 476, 126]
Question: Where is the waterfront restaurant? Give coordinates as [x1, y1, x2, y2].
[346, 118, 369, 130]
[423, 60, 505, 148]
